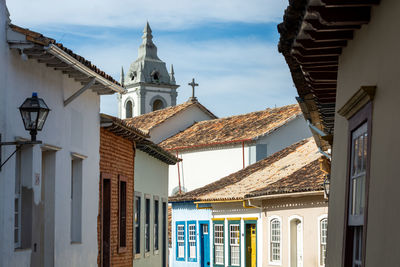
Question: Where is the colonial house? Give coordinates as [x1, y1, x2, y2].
[278, 0, 399, 266]
[160, 104, 312, 195]
[99, 114, 178, 267]
[0, 1, 125, 266]
[169, 137, 328, 267]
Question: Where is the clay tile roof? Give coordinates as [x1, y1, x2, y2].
[160, 104, 301, 150]
[8, 24, 121, 89]
[124, 100, 217, 133]
[169, 137, 321, 202]
[100, 113, 179, 165]
[244, 159, 324, 198]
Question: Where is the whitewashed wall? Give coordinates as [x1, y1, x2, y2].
[171, 202, 212, 267]
[150, 104, 215, 144]
[134, 150, 169, 267]
[0, 2, 101, 266]
[168, 116, 311, 196]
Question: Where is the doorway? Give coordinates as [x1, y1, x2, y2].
[31, 150, 56, 267]
[101, 177, 111, 267]
[289, 217, 303, 267]
[245, 222, 257, 267]
[199, 221, 210, 267]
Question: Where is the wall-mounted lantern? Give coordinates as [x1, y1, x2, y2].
[0, 92, 50, 171]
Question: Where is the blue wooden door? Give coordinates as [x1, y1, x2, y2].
[200, 222, 210, 267]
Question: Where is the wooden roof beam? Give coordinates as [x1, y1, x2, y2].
[308, 6, 371, 26]
[321, 0, 380, 7]
[295, 39, 347, 49]
[305, 19, 361, 32]
[308, 72, 337, 82]
[294, 54, 338, 64]
[304, 30, 353, 41]
[292, 46, 342, 57]
[302, 65, 338, 72]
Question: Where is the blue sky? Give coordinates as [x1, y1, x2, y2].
[6, 0, 295, 118]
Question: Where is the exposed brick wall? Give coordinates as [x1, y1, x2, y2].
[98, 128, 135, 267]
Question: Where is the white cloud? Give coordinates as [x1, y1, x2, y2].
[6, 0, 288, 29]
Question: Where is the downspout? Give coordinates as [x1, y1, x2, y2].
[176, 150, 181, 194]
[242, 141, 245, 168]
[307, 120, 332, 160]
[243, 199, 261, 209]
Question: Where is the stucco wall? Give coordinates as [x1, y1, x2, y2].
[134, 150, 169, 267]
[171, 202, 212, 267]
[150, 104, 215, 144]
[262, 195, 328, 267]
[256, 115, 311, 157]
[168, 144, 251, 195]
[326, 1, 400, 266]
[0, 12, 101, 267]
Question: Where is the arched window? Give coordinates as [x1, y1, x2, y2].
[126, 100, 133, 118]
[151, 70, 160, 82]
[152, 99, 164, 111]
[320, 218, 328, 266]
[269, 217, 281, 264]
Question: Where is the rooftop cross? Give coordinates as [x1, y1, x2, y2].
[188, 78, 199, 101]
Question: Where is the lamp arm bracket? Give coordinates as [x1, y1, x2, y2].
[0, 134, 42, 172]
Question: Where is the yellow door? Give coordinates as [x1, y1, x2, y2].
[246, 224, 257, 267]
[250, 224, 256, 266]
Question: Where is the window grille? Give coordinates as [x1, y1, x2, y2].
[230, 224, 240, 266]
[188, 224, 196, 259]
[270, 219, 281, 262]
[214, 224, 224, 265]
[177, 224, 185, 258]
[320, 218, 328, 266]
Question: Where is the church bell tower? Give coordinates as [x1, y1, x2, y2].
[118, 22, 179, 119]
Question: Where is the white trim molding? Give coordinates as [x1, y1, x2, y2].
[288, 215, 304, 267]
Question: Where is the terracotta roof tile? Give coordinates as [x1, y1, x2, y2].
[124, 100, 217, 133]
[160, 104, 301, 150]
[100, 113, 179, 165]
[245, 159, 324, 198]
[169, 137, 321, 202]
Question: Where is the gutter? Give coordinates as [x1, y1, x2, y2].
[45, 44, 126, 94]
[245, 190, 324, 200]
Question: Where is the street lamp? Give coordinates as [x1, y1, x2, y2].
[19, 92, 50, 141]
[0, 92, 50, 171]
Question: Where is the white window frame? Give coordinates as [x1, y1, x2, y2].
[176, 222, 185, 260]
[214, 222, 224, 265]
[268, 215, 282, 266]
[229, 223, 240, 266]
[188, 223, 196, 260]
[318, 214, 328, 267]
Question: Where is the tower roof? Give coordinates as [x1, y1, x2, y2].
[124, 22, 178, 87]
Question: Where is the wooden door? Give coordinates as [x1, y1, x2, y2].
[245, 224, 256, 267]
[102, 178, 111, 267]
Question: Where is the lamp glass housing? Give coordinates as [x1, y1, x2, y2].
[19, 93, 50, 140]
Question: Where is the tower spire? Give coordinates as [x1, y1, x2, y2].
[120, 66, 125, 86]
[170, 64, 176, 85]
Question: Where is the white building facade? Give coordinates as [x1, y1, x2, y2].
[0, 2, 124, 266]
